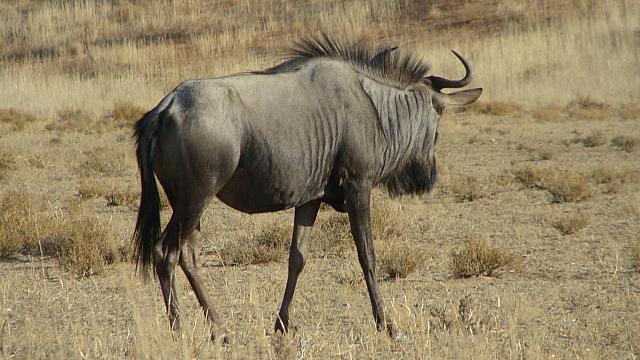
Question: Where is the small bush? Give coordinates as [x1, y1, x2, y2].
[46, 107, 97, 133]
[619, 103, 640, 121]
[76, 147, 128, 177]
[0, 190, 125, 275]
[0, 150, 17, 171]
[77, 179, 139, 207]
[313, 214, 352, 255]
[544, 173, 594, 203]
[447, 176, 483, 202]
[0, 190, 36, 257]
[466, 101, 522, 116]
[552, 213, 588, 235]
[532, 105, 564, 122]
[611, 136, 638, 153]
[514, 167, 594, 202]
[631, 242, 640, 272]
[575, 131, 605, 147]
[111, 102, 146, 129]
[513, 167, 553, 189]
[370, 198, 402, 240]
[379, 241, 425, 279]
[56, 213, 126, 277]
[219, 223, 289, 265]
[565, 97, 611, 120]
[336, 261, 364, 289]
[0, 108, 38, 130]
[590, 168, 639, 194]
[450, 238, 515, 278]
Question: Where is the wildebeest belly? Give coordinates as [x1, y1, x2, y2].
[216, 167, 326, 214]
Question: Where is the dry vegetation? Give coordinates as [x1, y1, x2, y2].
[1, 0, 639, 358]
[450, 237, 516, 278]
[551, 213, 589, 235]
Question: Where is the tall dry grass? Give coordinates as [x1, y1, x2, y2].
[1, 0, 636, 115]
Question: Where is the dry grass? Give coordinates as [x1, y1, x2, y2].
[552, 213, 589, 235]
[531, 105, 565, 122]
[76, 147, 129, 177]
[0, 108, 38, 130]
[565, 97, 613, 120]
[0, 190, 126, 275]
[450, 238, 516, 278]
[0, 0, 639, 357]
[77, 179, 139, 208]
[513, 167, 554, 190]
[574, 131, 606, 148]
[313, 213, 352, 256]
[590, 167, 639, 194]
[631, 242, 640, 272]
[0, 149, 17, 171]
[46, 107, 98, 134]
[109, 102, 147, 129]
[378, 241, 425, 279]
[219, 222, 290, 266]
[544, 173, 595, 203]
[465, 101, 522, 116]
[447, 176, 484, 202]
[56, 210, 129, 277]
[514, 166, 595, 202]
[611, 135, 638, 153]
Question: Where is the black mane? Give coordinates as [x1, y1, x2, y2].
[259, 34, 431, 86]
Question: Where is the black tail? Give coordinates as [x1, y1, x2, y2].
[132, 108, 162, 279]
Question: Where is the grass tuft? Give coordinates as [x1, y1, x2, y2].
[110, 102, 146, 129]
[219, 222, 289, 265]
[611, 136, 638, 153]
[76, 147, 128, 177]
[450, 238, 515, 278]
[0, 108, 38, 130]
[313, 214, 352, 256]
[513, 167, 553, 189]
[447, 176, 484, 202]
[574, 131, 605, 147]
[544, 173, 594, 203]
[379, 241, 425, 279]
[56, 209, 128, 277]
[552, 213, 588, 235]
[565, 97, 611, 120]
[0, 150, 17, 171]
[466, 101, 523, 116]
[631, 242, 640, 273]
[514, 166, 594, 202]
[46, 107, 97, 133]
[0, 190, 126, 275]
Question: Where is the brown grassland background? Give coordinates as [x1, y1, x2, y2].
[1, 0, 639, 358]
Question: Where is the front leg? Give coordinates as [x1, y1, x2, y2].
[345, 183, 393, 335]
[275, 200, 321, 333]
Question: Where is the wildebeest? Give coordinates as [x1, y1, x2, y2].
[133, 35, 481, 340]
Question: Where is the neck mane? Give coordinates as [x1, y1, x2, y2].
[258, 34, 431, 88]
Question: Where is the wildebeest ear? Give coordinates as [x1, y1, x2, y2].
[434, 88, 482, 108]
[370, 47, 398, 66]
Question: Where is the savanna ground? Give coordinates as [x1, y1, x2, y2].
[1, 0, 639, 358]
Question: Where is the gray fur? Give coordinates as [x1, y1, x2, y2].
[133, 36, 482, 338]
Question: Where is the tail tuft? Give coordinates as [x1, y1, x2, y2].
[132, 110, 162, 279]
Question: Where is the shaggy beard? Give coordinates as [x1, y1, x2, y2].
[383, 158, 437, 197]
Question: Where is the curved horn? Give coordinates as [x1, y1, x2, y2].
[427, 50, 473, 91]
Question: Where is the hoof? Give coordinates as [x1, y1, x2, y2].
[274, 317, 289, 334]
[211, 329, 232, 346]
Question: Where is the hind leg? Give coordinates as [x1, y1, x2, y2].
[179, 221, 229, 343]
[154, 215, 182, 330]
